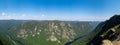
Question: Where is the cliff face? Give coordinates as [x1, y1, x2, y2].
[87, 15, 120, 45]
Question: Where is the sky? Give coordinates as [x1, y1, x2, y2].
[0, 0, 120, 21]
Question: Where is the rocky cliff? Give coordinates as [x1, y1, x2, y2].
[87, 15, 120, 45]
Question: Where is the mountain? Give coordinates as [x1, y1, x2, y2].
[0, 20, 99, 45]
[87, 15, 120, 45]
[0, 20, 28, 33]
[69, 15, 120, 45]
[0, 20, 28, 45]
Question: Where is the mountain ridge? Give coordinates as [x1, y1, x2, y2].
[0, 20, 99, 45]
[87, 15, 120, 45]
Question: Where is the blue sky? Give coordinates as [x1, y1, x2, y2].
[0, 0, 120, 21]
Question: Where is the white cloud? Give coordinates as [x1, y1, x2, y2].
[1, 12, 6, 16]
[21, 14, 26, 16]
[41, 14, 45, 17]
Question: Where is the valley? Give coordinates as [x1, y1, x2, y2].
[0, 20, 99, 45]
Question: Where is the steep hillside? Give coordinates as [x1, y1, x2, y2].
[69, 15, 120, 45]
[0, 20, 28, 33]
[87, 15, 120, 45]
[0, 20, 28, 45]
[66, 22, 104, 45]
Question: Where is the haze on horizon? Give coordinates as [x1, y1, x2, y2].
[0, 0, 120, 21]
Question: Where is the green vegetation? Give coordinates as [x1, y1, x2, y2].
[0, 20, 98, 45]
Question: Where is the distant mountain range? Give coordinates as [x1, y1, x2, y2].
[0, 20, 99, 45]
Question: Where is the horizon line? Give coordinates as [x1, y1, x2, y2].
[0, 19, 105, 21]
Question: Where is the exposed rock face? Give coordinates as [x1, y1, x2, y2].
[102, 40, 112, 45]
[112, 41, 120, 45]
[87, 15, 120, 45]
[102, 40, 120, 45]
[6, 20, 97, 45]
